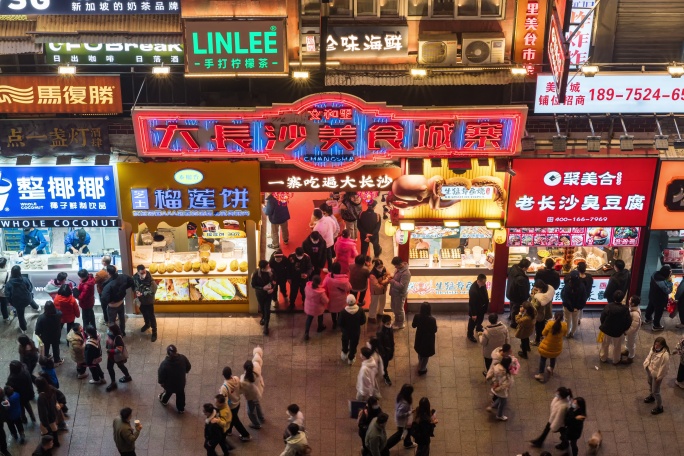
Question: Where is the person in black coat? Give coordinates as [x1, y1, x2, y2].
[604, 259, 630, 304]
[264, 193, 290, 250]
[287, 248, 313, 311]
[302, 231, 328, 275]
[339, 295, 367, 364]
[7, 359, 36, 424]
[5, 265, 35, 332]
[535, 258, 561, 291]
[251, 260, 275, 336]
[412, 303, 437, 376]
[467, 274, 489, 343]
[100, 265, 135, 336]
[376, 315, 395, 386]
[35, 302, 63, 364]
[358, 201, 382, 258]
[158, 344, 191, 413]
[599, 290, 632, 365]
[645, 264, 673, 331]
[269, 249, 289, 306]
[558, 397, 586, 455]
[506, 259, 531, 329]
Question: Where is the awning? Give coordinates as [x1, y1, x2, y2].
[0, 20, 40, 54]
[30, 14, 181, 44]
[325, 64, 514, 86]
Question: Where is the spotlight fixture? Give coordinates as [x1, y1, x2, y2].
[94, 154, 110, 165]
[58, 65, 76, 75]
[477, 157, 489, 167]
[506, 167, 516, 177]
[399, 220, 415, 231]
[16, 155, 31, 166]
[292, 70, 310, 79]
[673, 116, 684, 149]
[581, 65, 599, 77]
[586, 116, 601, 152]
[485, 220, 502, 230]
[654, 117, 670, 151]
[152, 65, 170, 75]
[552, 135, 568, 152]
[56, 156, 71, 165]
[410, 68, 427, 77]
[619, 117, 634, 151]
[521, 136, 536, 152]
[444, 220, 460, 228]
[668, 64, 684, 78]
[510, 67, 528, 76]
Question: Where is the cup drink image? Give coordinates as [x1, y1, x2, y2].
[134, 420, 141, 426]
[0, 172, 12, 212]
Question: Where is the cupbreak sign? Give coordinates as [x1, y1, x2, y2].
[133, 93, 527, 173]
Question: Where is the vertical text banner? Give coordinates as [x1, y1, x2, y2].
[513, 0, 549, 76]
[548, 12, 570, 103]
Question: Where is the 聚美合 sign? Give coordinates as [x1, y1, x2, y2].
[184, 19, 287, 76]
[0, 119, 109, 157]
[0, 0, 179, 14]
[260, 167, 401, 192]
[534, 74, 684, 114]
[132, 93, 527, 173]
[0, 166, 118, 219]
[326, 25, 408, 59]
[506, 158, 657, 227]
[46, 43, 183, 66]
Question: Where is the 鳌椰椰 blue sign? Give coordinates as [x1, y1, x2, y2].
[0, 166, 118, 219]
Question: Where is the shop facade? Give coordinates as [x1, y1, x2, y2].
[505, 157, 658, 309]
[117, 162, 261, 313]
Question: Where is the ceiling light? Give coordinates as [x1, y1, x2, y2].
[292, 70, 310, 79]
[586, 136, 601, 152]
[444, 220, 460, 228]
[668, 65, 684, 78]
[58, 65, 75, 75]
[399, 220, 415, 231]
[581, 65, 599, 77]
[410, 68, 427, 77]
[152, 65, 170, 75]
[620, 135, 634, 151]
[485, 220, 502, 229]
[510, 67, 528, 76]
[521, 136, 536, 152]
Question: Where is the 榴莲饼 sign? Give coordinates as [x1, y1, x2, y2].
[506, 158, 657, 227]
[47, 43, 183, 66]
[0, 0, 179, 14]
[184, 19, 287, 76]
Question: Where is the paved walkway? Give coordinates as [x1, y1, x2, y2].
[2, 309, 684, 456]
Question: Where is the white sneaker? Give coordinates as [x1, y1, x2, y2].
[341, 351, 348, 361]
[496, 415, 508, 421]
[676, 381, 684, 389]
[347, 357, 355, 365]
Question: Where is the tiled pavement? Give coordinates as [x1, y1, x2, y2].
[2, 309, 684, 456]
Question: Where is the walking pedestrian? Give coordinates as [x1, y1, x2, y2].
[6, 360, 36, 424]
[385, 384, 416, 450]
[645, 265, 673, 331]
[622, 295, 642, 364]
[133, 265, 158, 342]
[264, 192, 290, 250]
[0, 257, 10, 323]
[576, 262, 593, 326]
[599, 289, 632, 365]
[66, 323, 88, 379]
[5, 385, 24, 444]
[285, 404, 305, 437]
[535, 258, 561, 291]
[643, 336, 670, 415]
[367, 337, 386, 390]
[218, 365, 251, 441]
[76, 269, 96, 330]
[44, 272, 73, 301]
[53, 284, 79, 339]
[112, 407, 141, 456]
[334, 230, 358, 275]
[530, 387, 573, 448]
[202, 395, 233, 456]
[303, 275, 328, 341]
[369, 259, 390, 324]
[288, 247, 312, 311]
[280, 424, 309, 456]
[100, 265, 135, 336]
[411, 397, 437, 456]
[364, 412, 389, 456]
[269, 250, 289, 307]
[558, 397, 586, 455]
[674, 335, 684, 389]
[486, 356, 514, 421]
[302, 231, 328, 276]
[357, 396, 382, 455]
[467, 274, 489, 343]
[251, 260, 275, 336]
[32, 435, 54, 456]
[5, 265, 35, 334]
[479, 313, 509, 374]
[359, 201, 382, 258]
[530, 280, 554, 346]
[535, 312, 567, 382]
[35, 302, 63, 365]
[340, 192, 363, 240]
[240, 349, 265, 429]
[604, 259, 630, 304]
[157, 345, 191, 414]
[339, 295, 367, 365]
[34, 378, 60, 448]
[38, 356, 58, 389]
[349, 255, 371, 307]
[561, 270, 588, 337]
[485, 344, 517, 377]
[84, 325, 106, 386]
[94, 255, 114, 326]
[515, 302, 536, 359]
[311, 208, 337, 265]
[413, 303, 437, 376]
[376, 315, 395, 385]
[104, 324, 131, 392]
[389, 257, 410, 330]
[506, 259, 531, 329]
[17, 334, 38, 376]
[323, 262, 351, 329]
[357, 347, 381, 401]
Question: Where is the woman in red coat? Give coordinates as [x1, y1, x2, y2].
[303, 275, 329, 341]
[334, 230, 358, 275]
[53, 284, 80, 339]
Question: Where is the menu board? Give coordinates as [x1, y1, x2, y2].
[507, 227, 639, 247]
[154, 277, 248, 303]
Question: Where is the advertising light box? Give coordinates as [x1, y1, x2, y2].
[0, 0, 179, 14]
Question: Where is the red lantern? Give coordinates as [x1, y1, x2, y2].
[358, 191, 379, 204]
[271, 192, 294, 204]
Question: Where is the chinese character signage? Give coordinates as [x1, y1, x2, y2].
[506, 277, 609, 305]
[535, 73, 684, 114]
[548, 12, 569, 102]
[184, 19, 287, 76]
[260, 168, 401, 192]
[408, 275, 491, 301]
[441, 185, 494, 200]
[117, 162, 261, 228]
[513, 0, 548, 76]
[506, 158, 657, 227]
[0, 0, 179, 14]
[507, 227, 640, 247]
[0, 120, 109, 157]
[326, 25, 408, 59]
[133, 93, 527, 173]
[651, 161, 684, 230]
[46, 43, 183, 66]
[0, 76, 122, 114]
[0, 166, 117, 219]
[567, 0, 595, 69]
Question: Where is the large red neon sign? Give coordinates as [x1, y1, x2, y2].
[133, 93, 528, 173]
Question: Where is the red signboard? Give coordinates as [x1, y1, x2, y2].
[261, 167, 401, 192]
[132, 93, 528, 173]
[513, 0, 549, 76]
[548, 12, 569, 102]
[506, 158, 657, 227]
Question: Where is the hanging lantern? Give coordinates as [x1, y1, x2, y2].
[395, 229, 409, 245]
[271, 192, 294, 204]
[358, 190, 379, 204]
[493, 229, 507, 245]
[384, 219, 397, 237]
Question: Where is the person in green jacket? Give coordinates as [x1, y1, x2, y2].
[113, 407, 141, 456]
[364, 413, 389, 456]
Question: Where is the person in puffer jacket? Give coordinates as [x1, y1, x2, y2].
[643, 337, 670, 415]
[622, 295, 642, 364]
[478, 314, 509, 374]
[322, 262, 351, 330]
[240, 347, 265, 429]
[356, 347, 380, 401]
[486, 356, 514, 421]
[561, 270, 588, 338]
[280, 424, 309, 456]
[599, 290, 632, 365]
[219, 366, 250, 441]
[530, 387, 573, 448]
[531, 281, 555, 346]
[53, 284, 79, 338]
[66, 323, 87, 379]
[76, 269, 96, 329]
[339, 295, 367, 364]
[303, 275, 329, 341]
[334, 230, 358, 275]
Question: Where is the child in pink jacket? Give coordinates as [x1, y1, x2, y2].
[323, 262, 352, 330]
[304, 275, 329, 341]
[334, 230, 358, 275]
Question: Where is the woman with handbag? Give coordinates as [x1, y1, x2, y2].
[84, 325, 106, 386]
[105, 323, 131, 392]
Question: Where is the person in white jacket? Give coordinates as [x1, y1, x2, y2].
[485, 357, 514, 421]
[530, 281, 555, 346]
[621, 296, 642, 364]
[240, 347, 265, 429]
[219, 365, 251, 441]
[643, 337, 670, 415]
[478, 314, 510, 375]
[280, 424, 309, 456]
[530, 387, 573, 448]
[356, 347, 380, 400]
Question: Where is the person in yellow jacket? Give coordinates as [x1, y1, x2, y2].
[535, 312, 567, 383]
[643, 337, 670, 415]
[203, 395, 234, 456]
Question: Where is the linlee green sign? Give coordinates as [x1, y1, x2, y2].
[46, 43, 184, 65]
[184, 19, 287, 76]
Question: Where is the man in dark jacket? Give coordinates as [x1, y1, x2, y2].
[358, 201, 382, 258]
[467, 274, 489, 343]
[339, 295, 367, 364]
[6, 265, 35, 333]
[269, 250, 289, 306]
[264, 193, 290, 250]
[302, 231, 328, 275]
[100, 265, 135, 336]
[251, 260, 275, 336]
[32, 434, 54, 456]
[599, 290, 632, 365]
[506, 259, 531, 329]
[158, 345, 191, 414]
[288, 248, 313, 311]
[133, 265, 158, 342]
[534, 258, 561, 291]
[645, 265, 674, 331]
[604, 259, 630, 304]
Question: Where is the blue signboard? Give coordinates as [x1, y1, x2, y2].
[0, 166, 118, 219]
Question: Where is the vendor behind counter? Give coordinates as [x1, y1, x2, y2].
[19, 228, 48, 256]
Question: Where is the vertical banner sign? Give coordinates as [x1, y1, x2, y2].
[548, 13, 570, 103]
[513, 0, 548, 76]
[567, 0, 595, 69]
[555, 0, 568, 28]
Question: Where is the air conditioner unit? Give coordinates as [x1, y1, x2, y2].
[461, 33, 505, 65]
[417, 34, 458, 66]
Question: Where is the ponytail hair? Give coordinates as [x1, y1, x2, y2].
[551, 311, 564, 335]
[243, 360, 255, 383]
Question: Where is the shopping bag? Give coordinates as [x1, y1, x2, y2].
[667, 298, 678, 318]
[596, 331, 604, 343]
[133, 298, 141, 315]
[32, 333, 44, 356]
[349, 400, 366, 419]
